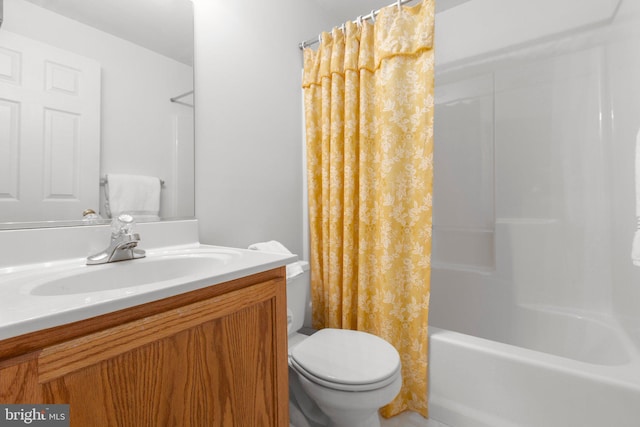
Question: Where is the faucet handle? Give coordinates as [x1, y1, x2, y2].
[111, 214, 135, 237]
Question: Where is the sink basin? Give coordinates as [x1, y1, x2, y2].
[0, 244, 296, 340]
[1, 243, 296, 341]
[30, 252, 239, 296]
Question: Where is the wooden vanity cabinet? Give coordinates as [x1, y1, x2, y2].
[0, 268, 289, 427]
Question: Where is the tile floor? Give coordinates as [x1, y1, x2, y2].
[381, 411, 451, 427]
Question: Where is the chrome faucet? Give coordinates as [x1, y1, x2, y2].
[86, 214, 146, 265]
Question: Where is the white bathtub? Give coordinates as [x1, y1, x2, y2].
[428, 305, 640, 427]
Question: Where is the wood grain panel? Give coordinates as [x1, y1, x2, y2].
[0, 353, 41, 403]
[0, 267, 284, 362]
[272, 271, 290, 426]
[39, 279, 279, 383]
[41, 299, 277, 426]
[0, 268, 289, 426]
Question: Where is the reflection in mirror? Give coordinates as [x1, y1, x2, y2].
[0, 0, 194, 229]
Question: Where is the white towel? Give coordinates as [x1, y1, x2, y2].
[248, 240, 304, 279]
[105, 174, 161, 220]
[633, 129, 640, 266]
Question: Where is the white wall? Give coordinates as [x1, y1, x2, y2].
[193, 0, 334, 256]
[192, 0, 640, 346]
[4, 0, 194, 219]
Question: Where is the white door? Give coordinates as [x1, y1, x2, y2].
[0, 31, 101, 223]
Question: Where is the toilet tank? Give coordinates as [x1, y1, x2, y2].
[286, 261, 310, 335]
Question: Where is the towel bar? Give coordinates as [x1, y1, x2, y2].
[100, 177, 165, 186]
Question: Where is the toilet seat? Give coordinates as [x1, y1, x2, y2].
[290, 357, 401, 392]
[289, 328, 401, 392]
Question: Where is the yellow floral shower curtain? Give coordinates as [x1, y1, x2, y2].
[302, 0, 435, 418]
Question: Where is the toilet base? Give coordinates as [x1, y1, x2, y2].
[293, 367, 402, 427]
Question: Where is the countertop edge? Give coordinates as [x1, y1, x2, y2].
[0, 244, 298, 342]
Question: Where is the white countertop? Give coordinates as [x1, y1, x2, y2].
[0, 243, 296, 341]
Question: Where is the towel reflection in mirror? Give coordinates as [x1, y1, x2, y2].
[103, 174, 163, 220]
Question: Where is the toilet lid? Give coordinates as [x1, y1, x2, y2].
[290, 328, 400, 387]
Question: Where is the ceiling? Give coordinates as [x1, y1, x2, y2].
[23, 0, 194, 65]
[313, 0, 472, 23]
[19, 0, 469, 66]
[315, 0, 395, 22]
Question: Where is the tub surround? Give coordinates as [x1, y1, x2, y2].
[427, 0, 640, 424]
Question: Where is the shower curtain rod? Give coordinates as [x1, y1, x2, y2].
[298, 0, 417, 50]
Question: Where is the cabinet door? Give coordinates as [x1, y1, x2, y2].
[36, 279, 288, 427]
[0, 354, 40, 403]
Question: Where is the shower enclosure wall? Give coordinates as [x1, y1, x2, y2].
[429, 0, 640, 425]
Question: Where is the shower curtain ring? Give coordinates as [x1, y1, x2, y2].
[370, 10, 376, 23]
[318, 33, 322, 44]
[357, 15, 363, 27]
[397, 0, 402, 10]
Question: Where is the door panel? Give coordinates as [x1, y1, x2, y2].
[0, 31, 100, 222]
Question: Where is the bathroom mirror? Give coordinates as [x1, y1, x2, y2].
[0, 0, 194, 229]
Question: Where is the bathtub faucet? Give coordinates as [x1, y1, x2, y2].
[86, 214, 146, 265]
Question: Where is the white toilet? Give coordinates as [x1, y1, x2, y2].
[287, 262, 402, 427]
